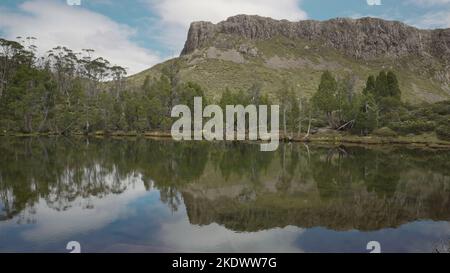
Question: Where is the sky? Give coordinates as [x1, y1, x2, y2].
[0, 0, 449, 75]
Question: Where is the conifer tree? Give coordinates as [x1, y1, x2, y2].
[312, 71, 338, 127]
[387, 71, 401, 100]
[375, 71, 389, 98]
[363, 75, 376, 96]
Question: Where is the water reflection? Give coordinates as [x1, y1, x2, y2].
[1, 137, 450, 252]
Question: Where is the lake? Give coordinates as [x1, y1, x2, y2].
[0, 137, 450, 253]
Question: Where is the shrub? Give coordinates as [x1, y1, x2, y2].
[436, 116, 450, 141]
[431, 101, 450, 116]
[160, 117, 174, 131]
[373, 127, 398, 137]
[390, 120, 436, 135]
[436, 125, 450, 141]
[311, 118, 328, 128]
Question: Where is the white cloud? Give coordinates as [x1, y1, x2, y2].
[146, 0, 308, 53]
[0, 0, 161, 75]
[367, 0, 382, 6]
[409, 10, 450, 28]
[151, 0, 307, 27]
[407, 0, 450, 6]
[160, 220, 305, 252]
[405, 0, 450, 29]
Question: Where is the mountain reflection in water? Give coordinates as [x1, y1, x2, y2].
[1, 137, 450, 253]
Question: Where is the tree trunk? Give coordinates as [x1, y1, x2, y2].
[298, 119, 302, 137]
[304, 109, 312, 139]
[38, 108, 49, 132]
[298, 99, 302, 137]
[326, 112, 333, 128]
[283, 107, 287, 140]
[24, 113, 33, 133]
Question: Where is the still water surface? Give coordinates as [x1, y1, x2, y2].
[1, 137, 450, 253]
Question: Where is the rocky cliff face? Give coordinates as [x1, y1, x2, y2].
[181, 15, 450, 61]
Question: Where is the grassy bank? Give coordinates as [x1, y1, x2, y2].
[2, 130, 450, 149]
[290, 132, 450, 149]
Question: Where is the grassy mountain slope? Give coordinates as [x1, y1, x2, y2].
[129, 16, 450, 104]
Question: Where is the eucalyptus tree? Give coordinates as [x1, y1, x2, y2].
[0, 38, 28, 99]
[110, 65, 127, 99]
[276, 81, 299, 137]
[47, 46, 79, 98]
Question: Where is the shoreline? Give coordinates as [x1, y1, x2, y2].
[2, 131, 450, 149]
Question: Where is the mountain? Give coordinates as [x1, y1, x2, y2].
[130, 15, 450, 103]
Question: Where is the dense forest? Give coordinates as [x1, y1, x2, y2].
[0, 38, 449, 140]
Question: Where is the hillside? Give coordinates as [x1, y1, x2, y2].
[130, 15, 450, 104]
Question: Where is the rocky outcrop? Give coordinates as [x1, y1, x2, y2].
[181, 15, 450, 61]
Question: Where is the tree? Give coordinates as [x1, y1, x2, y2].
[276, 81, 297, 137]
[336, 75, 356, 123]
[0, 38, 136, 134]
[220, 88, 238, 108]
[141, 75, 175, 130]
[353, 93, 379, 135]
[2, 66, 56, 132]
[297, 97, 313, 138]
[363, 75, 376, 96]
[365, 71, 401, 102]
[110, 65, 127, 99]
[287, 90, 300, 135]
[375, 71, 389, 98]
[47, 46, 78, 99]
[0, 38, 25, 99]
[123, 92, 146, 131]
[248, 83, 262, 105]
[177, 81, 207, 108]
[0, 37, 40, 103]
[312, 71, 338, 128]
[387, 71, 401, 100]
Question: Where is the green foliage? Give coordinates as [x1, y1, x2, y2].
[347, 70, 405, 135]
[363, 70, 402, 105]
[436, 124, 450, 141]
[0, 38, 211, 134]
[363, 75, 375, 96]
[373, 127, 398, 137]
[436, 115, 450, 141]
[276, 81, 300, 134]
[122, 91, 146, 131]
[177, 81, 207, 108]
[380, 100, 450, 138]
[387, 71, 401, 99]
[312, 71, 338, 116]
[1, 65, 56, 132]
[374, 71, 389, 98]
[431, 101, 450, 116]
[337, 75, 358, 124]
[390, 120, 436, 134]
[352, 94, 379, 135]
[312, 71, 361, 130]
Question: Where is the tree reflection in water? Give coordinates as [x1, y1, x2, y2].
[1, 137, 450, 232]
